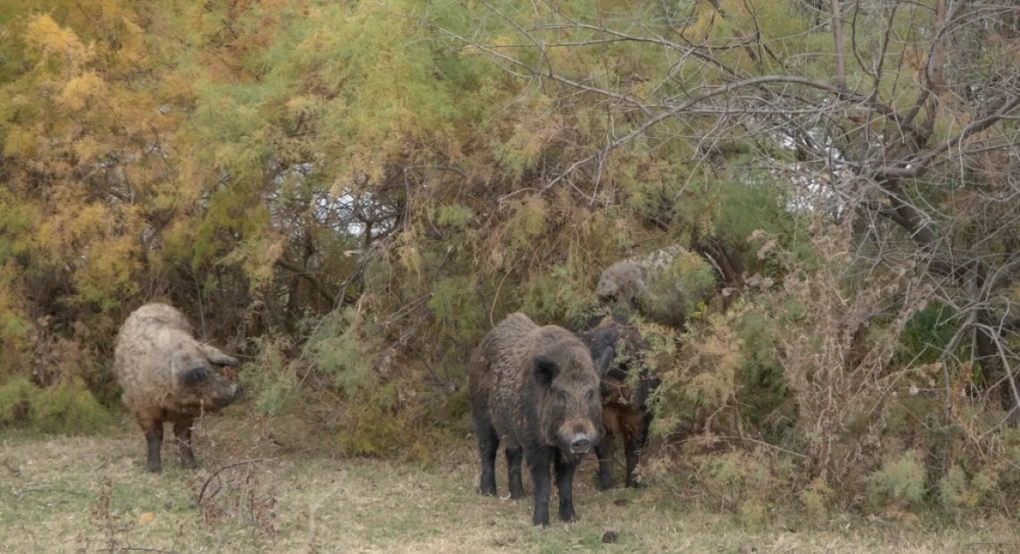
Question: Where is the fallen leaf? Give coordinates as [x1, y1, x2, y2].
[139, 512, 154, 524]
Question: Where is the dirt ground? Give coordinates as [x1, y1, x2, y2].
[1, 415, 1017, 553]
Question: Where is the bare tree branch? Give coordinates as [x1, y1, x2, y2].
[831, 0, 846, 88]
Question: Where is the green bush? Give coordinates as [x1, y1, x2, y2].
[799, 478, 832, 520]
[0, 377, 114, 434]
[0, 377, 33, 424]
[867, 451, 926, 512]
[938, 465, 998, 515]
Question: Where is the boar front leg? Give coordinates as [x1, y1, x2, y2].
[528, 447, 554, 527]
[554, 452, 579, 522]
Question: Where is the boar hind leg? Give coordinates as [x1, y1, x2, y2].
[172, 417, 198, 469]
[554, 452, 579, 522]
[595, 431, 615, 491]
[473, 414, 499, 496]
[506, 447, 524, 499]
[622, 410, 651, 488]
[137, 411, 164, 473]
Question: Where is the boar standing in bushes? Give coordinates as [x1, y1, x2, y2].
[595, 246, 689, 305]
[595, 245, 712, 329]
[576, 314, 659, 489]
[115, 303, 243, 473]
[468, 313, 612, 526]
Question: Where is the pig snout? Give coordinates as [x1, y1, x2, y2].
[569, 434, 592, 454]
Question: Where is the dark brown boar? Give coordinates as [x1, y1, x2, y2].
[468, 312, 613, 526]
[114, 303, 243, 473]
[576, 314, 659, 490]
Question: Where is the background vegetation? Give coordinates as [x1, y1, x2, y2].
[2, 0, 1019, 524]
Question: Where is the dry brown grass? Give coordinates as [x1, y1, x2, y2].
[1, 415, 1017, 553]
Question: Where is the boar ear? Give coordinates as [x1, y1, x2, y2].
[533, 355, 558, 387]
[199, 343, 239, 367]
[594, 347, 614, 378]
[179, 365, 211, 386]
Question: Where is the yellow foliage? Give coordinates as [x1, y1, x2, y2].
[397, 233, 422, 280]
[116, 16, 147, 64]
[59, 72, 108, 111]
[72, 137, 102, 163]
[25, 15, 93, 69]
[101, 0, 122, 18]
[75, 234, 141, 301]
[3, 126, 39, 158]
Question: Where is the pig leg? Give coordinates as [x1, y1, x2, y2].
[173, 417, 198, 469]
[623, 410, 652, 488]
[506, 447, 524, 499]
[554, 452, 579, 522]
[528, 448, 554, 527]
[595, 430, 615, 490]
[137, 410, 164, 473]
[473, 414, 499, 496]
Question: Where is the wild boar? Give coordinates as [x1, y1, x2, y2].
[595, 245, 708, 329]
[468, 313, 613, 526]
[114, 303, 242, 473]
[576, 314, 659, 489]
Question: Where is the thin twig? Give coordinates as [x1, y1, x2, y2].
[197, 459, 266, 505]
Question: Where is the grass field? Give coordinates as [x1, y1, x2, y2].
[1, 415, 1017, 553]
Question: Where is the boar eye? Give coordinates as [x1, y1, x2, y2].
[179, 366, 210, 386]
[586, 389, 597, 402]
[558, 390, 568, 403]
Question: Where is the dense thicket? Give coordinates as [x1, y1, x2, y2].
[2, 0, 1019, 519]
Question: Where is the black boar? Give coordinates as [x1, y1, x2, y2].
[114, 303, 243, 473]
[577, 314, 659, 489]
[468, 313, 613, 526]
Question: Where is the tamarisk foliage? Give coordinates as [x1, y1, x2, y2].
[2, 0, 1019, 517]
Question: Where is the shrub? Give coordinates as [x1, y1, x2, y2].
[938, 465, 998, 516]
[867, 450, 926, 513]
[0, 377, 33, 425]
[0, 377, 114, 434]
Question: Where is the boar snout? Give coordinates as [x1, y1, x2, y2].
[569, 434, 592, 454]
[209, 378, 242, 409]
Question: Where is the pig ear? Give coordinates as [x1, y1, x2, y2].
[533, 355, 558, 387]
[199, 343, 239, 367]
[179, 365, 211, 386]
[594, 347, 615, 377]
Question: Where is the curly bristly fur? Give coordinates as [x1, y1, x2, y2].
[115, 303, 242, 473]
